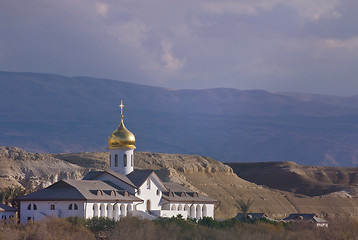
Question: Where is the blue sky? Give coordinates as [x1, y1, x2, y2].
[1, 0, 358, 96]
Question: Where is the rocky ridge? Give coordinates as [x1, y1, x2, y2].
[0, 146, 87, 190]
[2, 146, 358, 219]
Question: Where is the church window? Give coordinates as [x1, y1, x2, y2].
[27, 204, 31, 210]
[115, 155, 118, 167]
[50, 204, 55, 210]
[74, 204, 78, 210]
[69, 204, 73, 210]
[156, 189, 160, 196]
[146, 200, 151, 211]
[124, 154, 127, 167]
[147, 179, 151, 189]
[33, 204, 37, 210]
[131, 154, 133, 166]
[110, 155, 112, 167]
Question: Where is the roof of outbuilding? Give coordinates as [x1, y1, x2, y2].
[0, 203, 17, 212]
[284, 214, 327, 223]
[17, 179, 142, 202]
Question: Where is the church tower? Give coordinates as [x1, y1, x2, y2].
[108, 101, 136, 175]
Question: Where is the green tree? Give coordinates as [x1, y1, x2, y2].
[235, 199, 254, 223]
[0, 186, 27, 208]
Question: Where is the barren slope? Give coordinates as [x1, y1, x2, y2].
[0, 146, 87, 190]
[2, 147, 358, 219]
[228, 161, 358, 196]
[54, 152, 358, 219]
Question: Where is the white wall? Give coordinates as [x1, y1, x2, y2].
[166, 203, 215, 219]
[135, 176, 162, 212]
[0, 211, 16, 220]
[85, 202, 135, 220]
[20, 201, 85, 224]
[109, 149, 134, 175]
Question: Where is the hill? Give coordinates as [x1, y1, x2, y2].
[228, 162, 358, 196]
[3, 146, 358, 219]
[2, 71, 358, 165]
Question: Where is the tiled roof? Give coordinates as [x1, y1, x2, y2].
[126, 169, 154, 187]
[83, 170, 137, 188]
[161, 182, 218, 203]
[17, 180, 142, 202]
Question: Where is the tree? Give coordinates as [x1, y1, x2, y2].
[0, 186, 27, 208]
[235, 199, 253, 223]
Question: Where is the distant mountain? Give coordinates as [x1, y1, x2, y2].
[1, 71, 358, 166]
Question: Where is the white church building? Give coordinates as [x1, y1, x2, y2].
[18, 101, 218, 224]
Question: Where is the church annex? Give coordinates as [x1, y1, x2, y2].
[18, 101, 218, 224]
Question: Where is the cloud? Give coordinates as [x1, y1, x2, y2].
[161, 41, 185, 72]
[107, 20, 149, 49]
[95, 2, 109, 16]
[201, 0, 341, 21]
[0, 0, 358, 95]
[322, 37, 358, 49]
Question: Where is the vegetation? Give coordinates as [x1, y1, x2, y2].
[1, 216, 358, 240]
[0, 186, 27, 208]
[235, 198, 254, 222]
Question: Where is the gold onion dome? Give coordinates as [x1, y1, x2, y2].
[108, 101, 136, 149]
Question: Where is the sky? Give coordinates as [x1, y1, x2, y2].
[1, 0, 358, 96]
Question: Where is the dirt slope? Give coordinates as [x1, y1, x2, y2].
[228, 161, 358, 196]
[2, 147, 358, 219]
[55, 152, 358, 219]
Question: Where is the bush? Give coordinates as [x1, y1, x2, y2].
[83, 217, 115, 232]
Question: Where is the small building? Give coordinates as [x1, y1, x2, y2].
[284, 213, 328, 227]
[234, 212, 277, 222]
[0, 203, 17, 220]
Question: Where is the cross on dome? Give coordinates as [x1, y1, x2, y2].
[119, 100, 124, 118]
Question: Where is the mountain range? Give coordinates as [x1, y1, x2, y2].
[1, 71, 358, 166]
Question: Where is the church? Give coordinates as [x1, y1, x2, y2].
[18, 101, 218, 224]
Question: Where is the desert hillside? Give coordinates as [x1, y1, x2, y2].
[2, 146, 358, 220]
[0, 146, 87, 190]
[228, 162, 358, 196]
[54, 151, 358, 220]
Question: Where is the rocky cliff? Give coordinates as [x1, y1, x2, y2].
[3, 146, 358, 220]
[0, 146, 87, 190]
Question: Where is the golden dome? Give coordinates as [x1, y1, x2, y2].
[108, 101, 136, 149]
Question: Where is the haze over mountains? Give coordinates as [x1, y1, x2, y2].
[2, 71, 358, 166]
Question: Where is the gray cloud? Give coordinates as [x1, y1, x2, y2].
[0, 0, 357, 96]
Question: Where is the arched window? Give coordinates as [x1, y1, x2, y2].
[28, 204, 31, 210]
[156, 189, 160, 196]
[146, 200, 151, 211]
[146, 179, 151, 189]
[196, 205, 202, 219]
[69, 204, 73, 210]
[74, 204, 78, 210]
[115, 154, 118, 167]
[109, 155, 112, 167]
[131, 154, 133, 166]
[33, 204, 37, 210]
[123, 154, 127, 167]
